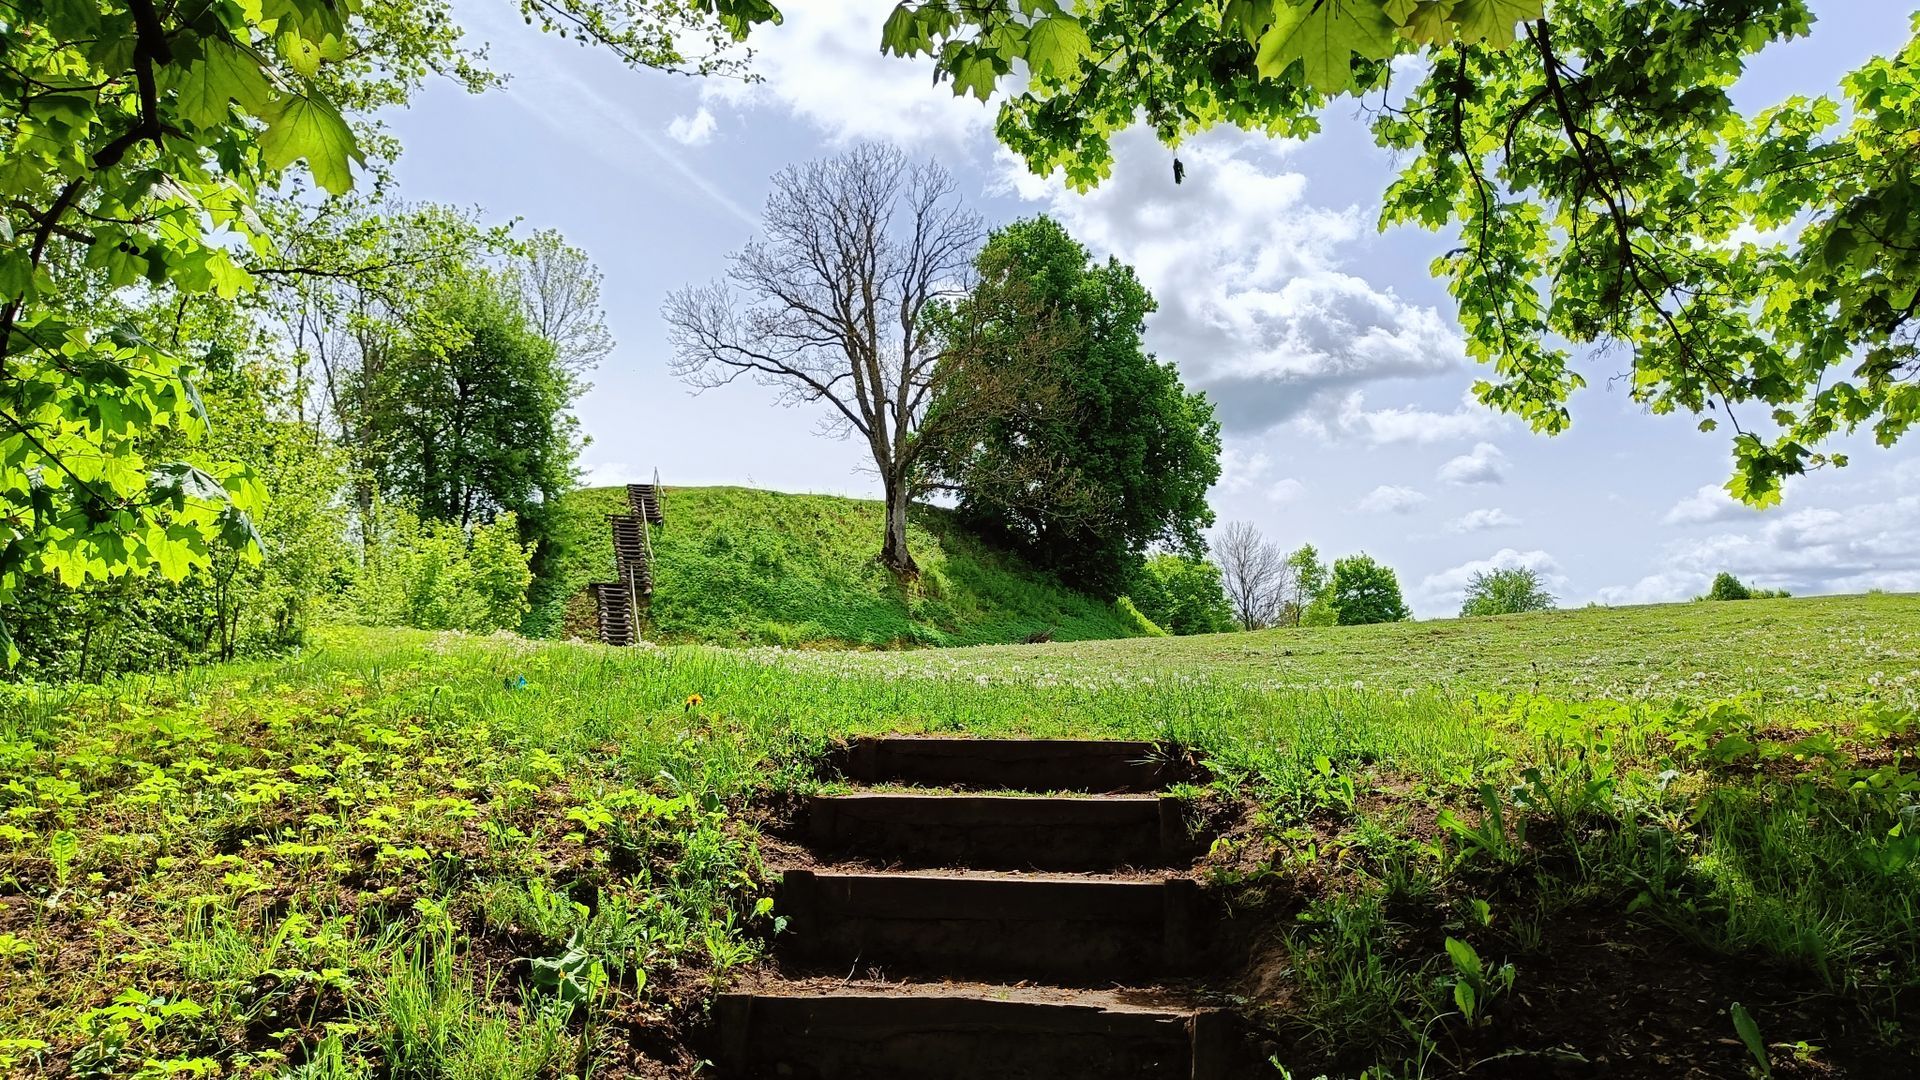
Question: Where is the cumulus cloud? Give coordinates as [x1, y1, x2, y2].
[1600, 492, 1920, 602]
[997, 126, 1466, 432]
[1420, 549, 1565, 612]
[1448, 508, 1520, 533]
[1328, 388, 1502, 446]
[1357, 484, 1428, 514]
[581, 461, 643, 487]
[1438, 442, 1508, 485]
[701, 1, 991, 145]
[1268, 477, 1307, 504]
[1663, 483, 1765, 526]
[666, 107, 718, 146]
[1215, 444, 1273, 495]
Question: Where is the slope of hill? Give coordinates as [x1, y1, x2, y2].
[534, 485, 1140, 647]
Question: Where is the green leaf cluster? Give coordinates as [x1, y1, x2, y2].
[1329, 553, 1411, 625]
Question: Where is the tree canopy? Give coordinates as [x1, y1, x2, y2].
[1329, 553, 1411, 625]
[924, 215, 1221, 593]
[1459, 565, 1556, 617]
[877, 1, 1920, 507]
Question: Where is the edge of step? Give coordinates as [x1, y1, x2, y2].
[829, 736, 1208, 792]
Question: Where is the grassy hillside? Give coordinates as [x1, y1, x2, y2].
[6, 612, 1918, 1077]
[536, 485, 1139, 647]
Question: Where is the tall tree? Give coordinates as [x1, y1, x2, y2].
[1459, 566, 1556, 617]
[877, 2, 1920, 506]
[509, 229, 615, 379]
[359, 270, 580, 584]
[1213, 520, 1290, 630]
[1282, 543, 1330, 627]
[1329, 554, 1411, 626]
[923, 215, 1222, 593]
[664, 144, 983, 574]
[1129, 553, 1235, 635]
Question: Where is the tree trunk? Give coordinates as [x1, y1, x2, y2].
[880, 477, 917, 576]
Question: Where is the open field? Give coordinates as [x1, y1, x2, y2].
[538, 486, 1138, 647]
[2, 595, 1918, 1077]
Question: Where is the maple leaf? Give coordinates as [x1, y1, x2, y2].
[1026, 13, 1092, 79]
[1255, 0, 1400, 95]
[258, 94, 363, 196]
[1451, 0, 1542, 49]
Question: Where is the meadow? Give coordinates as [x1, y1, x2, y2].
[1, 594, 1917, 1077]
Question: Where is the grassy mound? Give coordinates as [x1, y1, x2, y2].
[534, 485, 1138, 647]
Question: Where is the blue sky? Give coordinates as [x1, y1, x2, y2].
[383, 1, 1920, 617]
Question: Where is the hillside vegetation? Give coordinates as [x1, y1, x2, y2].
[537, 485, 1139, 647]
[5, 601, 1919, 1077]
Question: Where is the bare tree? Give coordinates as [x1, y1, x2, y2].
[1213, 520, 1292, 630]
[664, 144, 982, 574]
[510, 229, 613, 379]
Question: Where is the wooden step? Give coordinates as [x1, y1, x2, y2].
[829, 737, 1204, 793]
[588, 582, 635, 646]
[715, 986, 1235, 1079]
[777, 869, 1204, 982]
[807, 792, 1195, 871]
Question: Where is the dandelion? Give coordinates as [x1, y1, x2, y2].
[684, 693, 704, 711]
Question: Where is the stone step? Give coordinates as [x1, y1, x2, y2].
[714, 986, 1235, 1080]
[829, 737, 1203, 793]
[777, 869, 1204, 982]
[806, 792, 1195, 871]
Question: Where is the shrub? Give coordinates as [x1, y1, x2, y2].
[1113, 596, 1170, 637]
[354, 501, 534, 633]
[1460, 567, 1557, 617]
[1706, 571, 1753, 601]
[1127, 554, 1236, 635]
[1329, 555, 1411, 625]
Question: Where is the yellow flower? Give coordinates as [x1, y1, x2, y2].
[684, 693, 704, 711]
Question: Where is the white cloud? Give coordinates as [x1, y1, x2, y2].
[1268, 477, 1307, 504]
[1438, 442, 1508, 486]
[581, 461, 644, 487]
[1663, 483, 1764, 526]
[1448, 508, 1520, 533]
[666, 107, 718, 146]
[998, 126, 1465, 432]
[1331, 388, 1501, 446]
[702, 1, 991, 145]
[1421, 549, 1565, 611]
[1215, 444, 1273, 495]
[1357, 484, 1428, 515]
[1602, 492, 1920, 602]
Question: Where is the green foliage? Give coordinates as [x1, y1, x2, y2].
[541, 486, 1141, 647]
[1127, 553, 1236, 636]
[1709, 571, 1755, 602]
[353, 502, 533, 633]
[1112, 595, 1170, 638]
[1329, 554, 1411, 626]
[877, 1, 1920, 503]
[357, 269, 581, 625]
[1459, 566, 1556, 617]
[925, 216, 1222, 593]
[1284, 543, 1331, 627]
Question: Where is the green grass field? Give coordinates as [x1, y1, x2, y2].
[3, 594, 1918, 1077]
[536, 486, 1139, 648]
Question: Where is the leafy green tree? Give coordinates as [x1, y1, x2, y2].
[1459, 566, 1556, 617]
[924, 216, 1222, 593]
[358, 271, 581, 620]
[1329, 554, 1411, 626]
[0, 0, 776, 662]
[1128, 553, 1235, 636]
[1282, 543, 1330, 627]
[353, 501, 533, 633]
[1706, 572, 1753, 601]
[878, 2, 1920, 506]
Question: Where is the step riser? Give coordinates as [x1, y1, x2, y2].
[808, 794, 1194, 871]
[831, 738, 1204, 793]
[779, 871, 1201, 982]
[715, 994, 1234, 1080]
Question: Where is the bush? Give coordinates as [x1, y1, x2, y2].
[1460, 567, 1557, 617]
[1706, 571, 1753, 601]
[1329, 555, 1411, 626]
[1127, 554, 1236, 635]
[1113, 596, 1170, 637]
[354, 501, 534, 633]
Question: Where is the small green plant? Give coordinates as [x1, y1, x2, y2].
[1730, 1002, 1771, 1077]
[1436, 784, 1526, 867]
[1442, 937, 1515, 1026]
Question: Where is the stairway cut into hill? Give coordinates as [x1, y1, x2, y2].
[590, 472, 665, 646]
[716, 736, 1240, 1079]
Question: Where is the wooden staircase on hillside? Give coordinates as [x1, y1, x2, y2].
[716, 736, 1247, 1078]
[590, 471, 665, 646]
